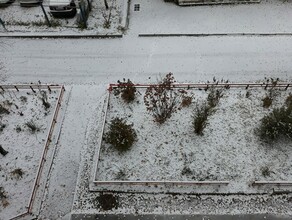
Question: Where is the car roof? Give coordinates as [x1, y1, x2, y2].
[49, 0, 72, 6]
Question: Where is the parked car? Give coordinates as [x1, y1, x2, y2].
[19, 0, 42, 7]
[49, 0, 77, 18]
[0, 0, 14, 7]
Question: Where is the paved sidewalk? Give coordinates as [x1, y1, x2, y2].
[128, 0, 292, 35]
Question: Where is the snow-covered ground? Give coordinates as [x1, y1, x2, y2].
[0, 87, 59, 219]
[72, 84, 292, 217]
[0, 0, 127, 35]
[0, 0, 292, 219]
[94, 87, 292, 191]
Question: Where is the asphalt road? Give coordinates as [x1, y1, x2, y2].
[1, 35, 292, 85]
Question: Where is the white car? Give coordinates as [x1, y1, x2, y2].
[49, 0, 77, 18]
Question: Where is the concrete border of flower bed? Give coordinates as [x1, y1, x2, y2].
[91, 82, 292, 193]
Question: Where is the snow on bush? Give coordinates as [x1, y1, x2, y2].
[104, 117, 137, 151]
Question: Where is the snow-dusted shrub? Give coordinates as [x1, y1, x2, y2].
[261, 166, 273, 177]
[40, 91, 50, 110]
[262, 95, 273, 108]
[0, 187, 9, 208]
[144, 73, 183, 124]
[113, 78, 136, 103]
[96, 194, 118, 211]
[246, 90, 251, 98]
[286, 93, 292, 107]
[25, 120, 40, 134]
[259, 105, 292, 140]
[15, 125, 22, 133]
[181, 95, 193, 108]
[206, 87, 224, 108]
[193, 86, 223, 136]
[181, 166, 192, 176]
[20, 96, 27, 103]
[262, 78, 280, 108]
[115, 169, 126, 180]
[193, 103, 212, 136]
[104, 117, 137, 151]
[11, 168, 24, 180]
[0, 104, 9, 115]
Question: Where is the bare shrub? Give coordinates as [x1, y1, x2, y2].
[285, 93, 292, 107]
[207, 87, 224, 108]
[11, 168, 24, 179]
[246, 90, 251, 98]
[20, 96, 27, 103]
[0, 123, 6, 132]
[193, 81, 225, 135]
[25, 121, 40, 134]
[0, 104, 9, 115]
[15, 125, 22, 133]
[261, 166, 273, 177]
[0, 186, 9, 208]
[193, 104, 212, 136]
[113, 78, 136, 103]
[262, 78, 280, 108]
[115, 169, 126, 180]
[104, 117, 137, 151]
[144, 73, 184, 124]
[262, 95, 273, 108]
[95, 194, 118, 211]
[181, 95, 193, 108]
[102, 0, 116, 28]
[181, 166, 192, 176]
[40, 91, 50, 110]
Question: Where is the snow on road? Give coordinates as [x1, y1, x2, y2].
[1, 36, 292, 85]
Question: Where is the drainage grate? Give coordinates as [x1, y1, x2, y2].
[134, 4, 140, 11]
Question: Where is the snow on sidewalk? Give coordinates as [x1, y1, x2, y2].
[37, 85, 106, 219]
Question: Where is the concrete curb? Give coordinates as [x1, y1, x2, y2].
[0, 34, 123, 39]
[139, 33, 292, 37]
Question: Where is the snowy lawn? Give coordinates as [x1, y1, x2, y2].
[130, 0, 292, 34]
[0, 0, 126, 35]
[94, 83, 292, 193]
[0, 86, 60, 219]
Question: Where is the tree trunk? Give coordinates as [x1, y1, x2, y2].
[104, 0, 109, 9]
[0, 145, 8, 156]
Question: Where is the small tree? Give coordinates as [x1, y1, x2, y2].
[113, 79, 136, 103]
[144, 73, 183, 124]
[104, 117, 137, 151]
